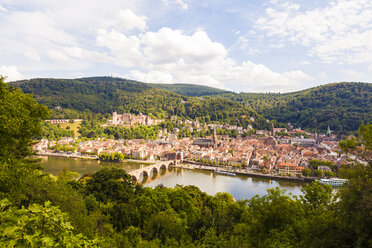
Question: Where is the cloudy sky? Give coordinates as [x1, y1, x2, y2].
[0, 0, 371, 92]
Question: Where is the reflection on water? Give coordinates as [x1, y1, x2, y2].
[38, 156, 305, 200]
[37, 156, 147, 176]
[145, 168, 305, 200]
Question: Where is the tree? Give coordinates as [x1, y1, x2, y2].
[0, 77, 49, 201]
[339, 122, 371, 165]
[314, 169, 323, 178]
[337, 123, 372, 247]
[85, 168, 135, 203]
[0, 199, 98, 247]
[324, 170, 333, 178]
[0, 76, 49, 161]
[247, 188, 304, 247]
[302, 168, 311, 177]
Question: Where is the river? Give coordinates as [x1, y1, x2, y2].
[39, 156, 305, 200]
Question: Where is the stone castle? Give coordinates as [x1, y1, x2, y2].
[107, 112, 164, 126]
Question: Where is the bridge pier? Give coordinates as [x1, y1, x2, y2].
[128, 160, 179, 183]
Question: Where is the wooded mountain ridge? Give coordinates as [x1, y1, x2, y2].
[11, 77, 371, 132]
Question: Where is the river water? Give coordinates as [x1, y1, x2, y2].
[39, 156, 305, 200]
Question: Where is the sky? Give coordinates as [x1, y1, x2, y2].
[0, 0, 371, 92]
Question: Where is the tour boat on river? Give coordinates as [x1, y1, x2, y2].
[318, 178, 348, 187]
[214, 169, 236, 176]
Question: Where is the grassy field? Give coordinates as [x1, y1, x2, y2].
[58, 121, 82, 137]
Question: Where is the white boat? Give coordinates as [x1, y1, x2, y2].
[318, 178, 348, 187]
[214, 169, 236, 176]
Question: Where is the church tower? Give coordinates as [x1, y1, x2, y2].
[112, 111, 118, 124]
[327, 125, 331, 136]
[212, 129, 218, 149]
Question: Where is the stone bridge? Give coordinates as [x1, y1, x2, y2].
[129, 160, 178, 182]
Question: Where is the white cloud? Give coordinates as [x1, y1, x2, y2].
[368, 64, 372, 72]
[256, 0, 372, 64]
[128, 70, 174, 84]
[300, 60, 311, 65]
[94, 27, 313, 92]
[342, 69, 364, 79]
[100, 9, 147, 32]
[96, 28, 143, 67]
[47, 50, 69, 62]
[24, 51, 40, 61]
[0, 4, 7, 12]
[0, 0, 314, 92]
[163, 0, 188, 10]
[141, 28, 227, 64]
[0, 65, 25, 81]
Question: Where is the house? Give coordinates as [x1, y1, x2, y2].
[278, 162, 304, 176]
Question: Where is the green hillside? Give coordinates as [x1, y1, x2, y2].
[224, 82, 372, 132]
[11, 77, 186, 117]
[11, 77, 371, 132]
[151, 83, 230, 96]
[11, 77, 261, 128]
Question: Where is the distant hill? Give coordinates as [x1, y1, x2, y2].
[224, 82, 372, 132]
[10, 77, 260, 127]
[151, 83, 230, 97]
[10, 77, 371, 132]
[11, 77, 185, 116]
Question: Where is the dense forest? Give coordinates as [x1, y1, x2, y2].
[2, 76, 372, 247]
[11, 77, 263, 129]
[151, 83, 230, 97]
[11, 77, 371, 133]
[224, 82, 372, 132]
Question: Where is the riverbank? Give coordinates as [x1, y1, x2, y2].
[37, 152, 157, 165]
[172, 163, 316, 183]
[37, 152, 98, 160]
[36, 153, 315, 183]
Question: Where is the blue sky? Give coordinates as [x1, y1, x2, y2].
[0, 0, 371, 92]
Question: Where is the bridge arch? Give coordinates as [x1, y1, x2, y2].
[140, 170, 149, 179]
[128, 160, 178, 182]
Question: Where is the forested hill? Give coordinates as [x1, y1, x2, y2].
[273, 82, 372, 132]
[224, 82, 372, 132]
[151, 83, 230, 96]
[10, 77, 261, 127]
[11, 77, 186, 116]
[11, 77, 371, 132]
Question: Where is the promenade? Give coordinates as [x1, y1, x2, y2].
[37, 152, 98, 160]
[172, 162, 316, 183]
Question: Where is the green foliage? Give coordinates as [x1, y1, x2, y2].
[11, 77, 268, 129]
[85, 168, 135, 203]
[337, 123, 372, 247]
[41, 122, 74, 140]
[0, 199, 98, 247]
[314, 169, 323, 178]
[339, 122, 372, 164]
[99, 152, 124, 162]
[224, 82, 372, 132]
[309, 159, 335, 169]
[301, 168, 311, 177]
[151, 83, 230, 97]
[0, 77, 49, 161]
[247, 188, 304, 248]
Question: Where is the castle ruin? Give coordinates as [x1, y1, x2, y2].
[107, 112, 164, 126]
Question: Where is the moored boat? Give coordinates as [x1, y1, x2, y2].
[214, 169, 236, 176]
[318, 178, 348, 187]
